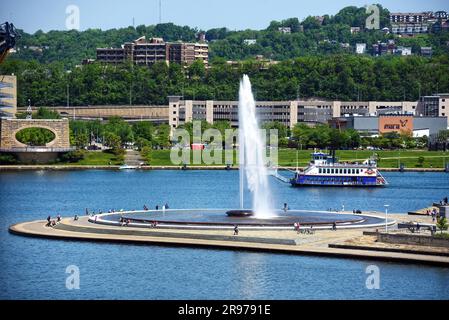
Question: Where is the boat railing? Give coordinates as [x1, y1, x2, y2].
[376, 170, 389, 185]
[317, 163, 376, 168]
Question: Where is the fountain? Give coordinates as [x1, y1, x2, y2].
[227, 75, 274, 218]
[92, 75, 386, 230]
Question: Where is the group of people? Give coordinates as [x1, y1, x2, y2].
[119, 217, 131, 226]
[45, 214, 61, 227]
[425, 207, 441, 222]
[143, 203, 170, 211]
[293, 222, 316, 234]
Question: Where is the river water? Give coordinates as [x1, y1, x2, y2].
[0, 170, 448, 299]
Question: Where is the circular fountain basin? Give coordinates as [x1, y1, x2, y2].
[100, 209, 374, 228]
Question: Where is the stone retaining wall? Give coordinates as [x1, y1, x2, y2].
[57, 223, 299, 246]
[364, 231, 449, 248]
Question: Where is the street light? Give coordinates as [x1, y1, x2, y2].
[384, 204, 390, 232]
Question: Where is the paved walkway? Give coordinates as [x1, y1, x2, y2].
[9, 216, 449, 267]
[124, 150, 144, 166]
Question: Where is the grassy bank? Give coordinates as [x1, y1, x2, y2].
[142, 149, 449, 168]
[2, 149, 447, 168]
[63, 151, 124, 166]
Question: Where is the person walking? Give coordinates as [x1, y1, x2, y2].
[234, 225, 239, 236]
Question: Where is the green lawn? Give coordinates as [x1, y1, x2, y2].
[277, 149, 449, 168]
[66, 151, 124, 166]
[141, 149, 449, 168]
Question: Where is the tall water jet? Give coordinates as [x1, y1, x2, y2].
[238, 75, 274, 218]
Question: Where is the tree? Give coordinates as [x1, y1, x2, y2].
[104, 132, 121, 150]
[135, 137, 151, 150]
[154, 124, 171, 148]
[302, 16, 321, 30]
[436, 217, 448, 234]
[262, 121, 289, 140]
[35, 107, 61, 119]
[104, 117, 134, 145]
[132, 121, 155, 142]
[74, 132, 89, 149]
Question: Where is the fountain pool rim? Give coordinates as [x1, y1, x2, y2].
[92, 209, 391, 230]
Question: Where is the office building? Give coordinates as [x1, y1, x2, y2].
[0, 75, 17, 118]
[168, 97, 428, 130]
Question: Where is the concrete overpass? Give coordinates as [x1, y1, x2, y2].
[17, 105, 169, 123]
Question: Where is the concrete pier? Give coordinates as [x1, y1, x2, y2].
[9, 213, 449, 267]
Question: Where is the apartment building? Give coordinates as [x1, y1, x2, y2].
[389, 11, 449, 35]
[389, 12, 432, 24]
[96, 37, 208, 66]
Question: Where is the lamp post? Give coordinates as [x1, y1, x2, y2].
[384, 204, 390, 232]
[26, 99, 32, 119]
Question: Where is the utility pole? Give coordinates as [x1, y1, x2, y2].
[66, 83, 70, 109]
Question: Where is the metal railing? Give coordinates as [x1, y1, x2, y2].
[0, 147, 75, 153]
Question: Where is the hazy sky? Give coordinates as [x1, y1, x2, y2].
[2, 0, 449, 33]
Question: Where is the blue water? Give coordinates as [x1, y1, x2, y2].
[0, 170, 448, 300]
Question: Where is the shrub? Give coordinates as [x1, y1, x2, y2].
[0, 154, 17, 164]
[60, 150, 86, 163]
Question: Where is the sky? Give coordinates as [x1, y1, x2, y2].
[2, 0, 449, 33]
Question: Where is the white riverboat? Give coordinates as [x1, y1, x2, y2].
[290, 152, 388, 187]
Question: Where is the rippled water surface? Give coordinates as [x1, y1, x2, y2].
[1, 170, 448, 299]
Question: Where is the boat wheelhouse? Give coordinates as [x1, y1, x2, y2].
[290, 152, 388, 187]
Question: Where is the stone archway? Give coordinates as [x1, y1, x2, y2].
[0, 118, 71, 150]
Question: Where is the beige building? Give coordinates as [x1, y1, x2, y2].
[0, 75, 17, 118]
[168, 97, 426, 131]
